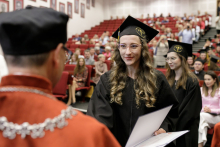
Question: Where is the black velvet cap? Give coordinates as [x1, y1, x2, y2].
[167, 40, 192, 59]
[195, 58, 205, 65]
[198, 47, 211, 54]
[0, 6, 69, 55]
[210, 55, 220, 63]
[112, 15, 159, 43]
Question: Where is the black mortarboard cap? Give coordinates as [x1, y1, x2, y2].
[0, 6, 69, 55]
[112, 15, 159, 43]
[210, 55, 220, 63]
[198, 47, 211, 54]
[214, 35, 218, 39]
[217, 43, 220, 47]
[167, 40, 192, 59]
[195, 58, 205, 65]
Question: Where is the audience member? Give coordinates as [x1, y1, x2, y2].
[217, 12, 220, 37]
[198, 49, 208, 62]
[155, 18, 161, 25]
[73, 33, 81, 41]
[80, 37, 87, 44]
[89, 47, 96, 60]
[187, 55, 195, 70]
[198, 71, 220, 147]
[84, 34, 90, 41]
[208, 55, 220, 71]
[84, 49, 94, 65]
[159, 13, 164, 18]
[150, 40, 158, 55]
[167, 33, 177, 41]
[153, 13, 157, 18]
[148, 18, 154, 25]
[214, 35, 220, 44]
[91, 34, 99, 44]
[161, 17, 169, 23]
[203, 38, 214, 49]
[216, 43, 220, 56]
[194, 58, 205, 80]
[69, 53, 78, 65]
[102, 31, 110, 45]
[94, 46, 100, 55]
[93, 54, 108, 84]
[199, 18, 206, 36]
[74, 48, 81, 56]
[167, 13, 171, 17]
[195, 23, 201, 42]
[178, 22, 195, 44]
[103, 46, 111, 60]
[67, 56, 88, 105]
[155, 35, 168, 68]
[211, 122, 220, 147]
[165, 28, 172, 37]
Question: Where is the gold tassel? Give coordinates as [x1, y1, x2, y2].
[207, 53, 210, 66]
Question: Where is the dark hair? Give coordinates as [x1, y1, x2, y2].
[4, 52, 50, 67]
[202, 71, 219, 97]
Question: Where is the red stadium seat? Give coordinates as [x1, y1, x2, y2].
[53, 71, 69, 99]
[199, 80, 204, 87]
[104, 60, 112, 70]
[156, 68, 166, 75]
[70, 44, 79, 48]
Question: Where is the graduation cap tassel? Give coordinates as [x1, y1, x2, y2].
[207, 53, 210, 66]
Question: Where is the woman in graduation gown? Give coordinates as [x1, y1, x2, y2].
[87, 16, 179, 147]
[165, 40, 202, 147]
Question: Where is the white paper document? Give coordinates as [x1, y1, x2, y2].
[125, 105, 189, 147]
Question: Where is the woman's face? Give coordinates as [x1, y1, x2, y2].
[79, 58, 84, 66]
[187, 57, 193, 65]
[75, 50, 80, 55]
[170, 33, 174, 38]
[200, 53, 206, 60]
[166, 52, 182, 70]
[100, 56, 105, 62]
[204, 74, 216, 88]
[119, 35, 142, 67]
[71, 55, 76, 61]
[216, 46, 220, 53]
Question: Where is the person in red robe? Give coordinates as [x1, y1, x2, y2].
[0, 6, 120, 147]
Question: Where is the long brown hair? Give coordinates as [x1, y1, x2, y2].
[109, 37, 158, 108]
[166, 53, 198, 89]
[208, 61, 219, 71]
[202, 71, 219, 97]
[74, 58, 86, 75]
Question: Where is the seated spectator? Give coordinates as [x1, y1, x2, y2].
[103, 46, 111, 60]
[203, 17, 209, 28]
[155, 35, 168, 68]
[216, 43, 220, 56]
[146, 13, 150, 19]
[143, 20, 147, 24]
[189, 13, 194, 20]
[203, 38, 214, 50]
[155, 18, 161, 25]
[150, 40, 158, 55]
[75, 48, 81, 56]
[93, 54, 108, 84]
[198, 71, 220, 147]
[69, 53, 78, 65]
[94, 46, 100, 55]
[161, 17, 169, 23]
[89, 47, 96, 60]
[194, 58, 205, 80]
[159, 13, 164, 18]
[176, 17, 183, 24]
[182, 13, 187, 20]
[148, 18, 154, 24]
[195, 23, 201, 42]
[102, 31, 109, 45]
[84, 49, 94, 65]
[84, 34, 90, 41]
[214, 35, 220, 44]
[73, 33, 81, 41]
[167, 13, 171, 17]
[67, 56, 88, 105]
[208, 55, 220, 71]
[153, 13, 157, 18]
[80, 37, 87, 44]
[91, 34, 99, 44]
[165, 28, 172, 37]
[160, 24, 166, 33]
[187, 55, 195, 70]
[140, 14, 144, 19]
[167, 33, 177, 41]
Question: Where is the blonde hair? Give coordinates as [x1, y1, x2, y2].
[109, 37, 158, 108]
[98, 54, 105, 58]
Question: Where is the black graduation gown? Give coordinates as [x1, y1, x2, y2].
[171, 77, 202, 147]
[194, 70, 205, 80]
[87, 70, 179, 147]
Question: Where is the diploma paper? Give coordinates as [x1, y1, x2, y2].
[125, 105, 187, 147]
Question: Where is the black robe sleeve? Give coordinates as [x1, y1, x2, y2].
[87, 71, 114, 130]
[154, 70, 179, 133]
